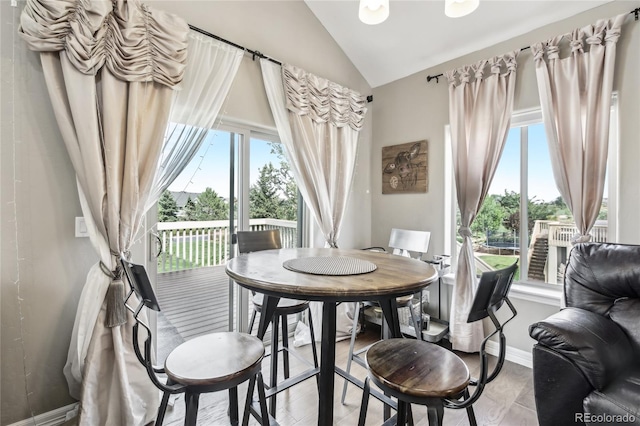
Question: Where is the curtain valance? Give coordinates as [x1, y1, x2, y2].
[282, 64, 367, 131]
[19, 0, 188, 87]
[445, 51, 518, 86]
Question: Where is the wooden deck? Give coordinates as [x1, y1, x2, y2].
[156, 265, 232, 341]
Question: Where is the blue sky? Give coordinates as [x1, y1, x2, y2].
[168, 130, 277, 199]
[491, 122, 608, 202]
[170, 123, 605, 204]
[490, 123, 560, 202]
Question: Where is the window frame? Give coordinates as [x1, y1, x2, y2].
[443, 94, 619, 304]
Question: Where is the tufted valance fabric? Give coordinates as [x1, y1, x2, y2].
[445, 50, 519, 87]
[531, 13, 624, 61]
[282, 64, 367, 131]
[19, 0, 188, 87]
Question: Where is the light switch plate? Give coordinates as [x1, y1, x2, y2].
[75, 217, 89, 238]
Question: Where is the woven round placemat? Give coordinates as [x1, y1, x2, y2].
[283, 256, 377, 276]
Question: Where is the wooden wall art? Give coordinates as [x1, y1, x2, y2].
[382, 140, 428, 194]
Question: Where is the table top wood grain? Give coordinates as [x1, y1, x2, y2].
[226, 248, 438, 302]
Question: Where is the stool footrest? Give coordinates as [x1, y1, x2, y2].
[264, 367, 320, 398]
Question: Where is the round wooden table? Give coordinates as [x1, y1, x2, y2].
[226, 247, 438, 426]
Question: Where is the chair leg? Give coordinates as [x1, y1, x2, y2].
[341, 302, 361, 404]
[407, 403, 415, 426]
[307, 307, 319, 366]
[256, 372, 270, 426]
[156, 391, 171, 426]
[281, 314, 290, 380]
[248, 309, 257, 334]
[184, 391, 200, 426]
[397, 400, 408, 426]
[269, 315, 280, 416]
[426, 403, 444, 426]
[464, 389, 477, 426]
[307, 306, 319, 386]
[228, 387, 239, 426]
[408, 301, 422, 341]
[242, 376, 256, 426]
[357, 377, 371, 426]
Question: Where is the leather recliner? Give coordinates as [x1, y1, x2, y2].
[529, 242, 640, 426]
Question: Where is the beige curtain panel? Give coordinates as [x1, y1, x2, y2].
[148, 31, 244, 207]
[261, 60, 368, 340]
[19, 1, 188, 424]
[445, 52, 518, 353]
[280, 62, 367, 248]
[533, 14, 625, 244]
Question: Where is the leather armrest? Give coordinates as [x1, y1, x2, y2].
[529, 307, 633, 390]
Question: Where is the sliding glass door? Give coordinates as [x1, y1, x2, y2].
[154, 125, 300, 343]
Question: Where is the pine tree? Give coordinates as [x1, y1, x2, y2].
[158, 190, 178, 222]
[194, 188, 229, 220]
[184, 196, 197, 221]
[249, 163, 283, 219]
[269, 143, 298, 220]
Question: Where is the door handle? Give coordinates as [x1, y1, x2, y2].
[150, 232, 162, 258]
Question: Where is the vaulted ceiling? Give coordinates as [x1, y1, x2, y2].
[304, 0, 614, 87]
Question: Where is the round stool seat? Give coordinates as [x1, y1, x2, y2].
[165, 332, 264, 388]
[366, 339, 470, 399]
[252, 294, 309, 314]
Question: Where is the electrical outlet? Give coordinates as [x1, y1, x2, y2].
[75, 217, 89, 237]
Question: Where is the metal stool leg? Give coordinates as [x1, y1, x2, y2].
[242, 377, 256, 426]
[228, 387, 239, 426]
[357, 377, 371, 426]
[341, 302, 361, 404]
[184, 391, 200, 426]
[408, 301, 422, 341]
[156, 391, 170, 426]
[248, 308, 257, 334]
[397, 400, 408, 426]
[256, 372, 270, 426]
[269, 315, 279, 416]
[307, 307, 319, 367]
[281, 314, 290, 380]
[426, 403, 444, 426]
[464, 388, 478, 426]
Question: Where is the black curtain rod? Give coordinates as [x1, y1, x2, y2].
[188, 24, 374, 103]
[189, 24, 282, 65]
[426, 7, 640, 84]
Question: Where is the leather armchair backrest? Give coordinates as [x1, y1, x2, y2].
[565, 242, 640, 315]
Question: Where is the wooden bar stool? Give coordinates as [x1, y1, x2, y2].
[342, 228, 431, 404]
[358, 261, 518, 426]
[235, 230, 319, 416]
[121, 257, 270, 426]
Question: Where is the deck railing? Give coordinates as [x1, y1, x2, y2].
[157, 218, 297, 272]
[547, 222, 608, 247]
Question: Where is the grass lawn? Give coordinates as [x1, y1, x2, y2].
[478, 255, 520, 281]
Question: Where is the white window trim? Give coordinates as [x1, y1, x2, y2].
[444, 96, 618, 305]
[442, 272, 563, 306]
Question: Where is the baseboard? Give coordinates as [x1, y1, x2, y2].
[485, 340, 533, 369]
[8, 403, 78, 426]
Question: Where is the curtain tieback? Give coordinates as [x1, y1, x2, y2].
[458, 226, 473, 238]
[100, 259, 127, 328]
[571, 233, 592, 245]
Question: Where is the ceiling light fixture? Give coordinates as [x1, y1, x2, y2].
[359, 0, 389, 25]
[444, 0, 479, 18]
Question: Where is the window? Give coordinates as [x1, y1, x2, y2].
[445, 97, 618, 288]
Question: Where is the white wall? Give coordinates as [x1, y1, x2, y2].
[0, 1, 371, 423]
[371, 0, 640, 354]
